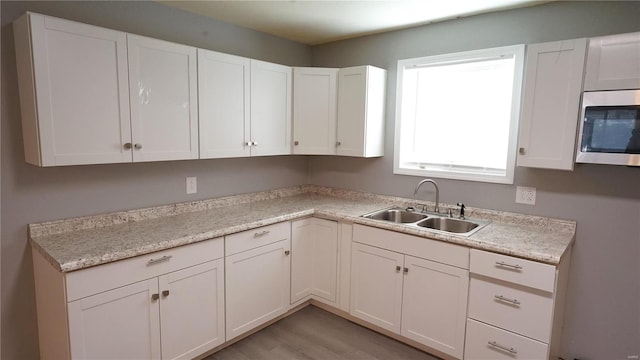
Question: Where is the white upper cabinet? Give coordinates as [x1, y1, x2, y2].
[250, 60, 292, 156]
[584, 32, 640, 91]
[127, 35, 199, 162]
[13, 13, 198, 166]
[292, 67, 338, 155]
[518, 38, 587, 170]
[336, 66, 386, 157]
[13, 12, 132, 166]
[198, 55, 291, 158]
[198, 49, 251, 158]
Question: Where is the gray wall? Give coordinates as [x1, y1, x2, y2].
[1, 2, 311, 359]
[310, 2, 640, 359]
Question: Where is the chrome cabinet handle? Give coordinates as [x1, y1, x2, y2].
[147, 255, 172, 266]
[245, 141, 252, 146]
[488, 340, 517, 354]
[151, 293, 160, 301]
[254, 230, 270, 238]
[134, 143, 142, 150]
[162, 290, 170, 297]
[494, 294, 521, 306]
[395, 265, 401, 272]
[495, 261, 523, 270]
[252, 141, 258, 146]
[124, 142, 132, 150]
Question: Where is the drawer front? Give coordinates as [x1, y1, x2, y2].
[66, 237, 224, 302]
[470, 249, 556, 292]
[468, 277, 553, 342]
[464, 319, 548, 360]
[353, 224, 469, 269]
[225, 222, 291, 256]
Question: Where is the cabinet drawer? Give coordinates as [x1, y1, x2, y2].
[464, 319, 548, 360]
[470, 249, 556, 292]
[66, 238, 223, 302]
[225, 222, 291, 256]
[468, 277, 553, 342]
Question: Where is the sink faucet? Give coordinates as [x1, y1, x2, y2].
[413, 179, 439, 213]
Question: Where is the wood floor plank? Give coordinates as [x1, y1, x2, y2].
[207, 306, 440, 360]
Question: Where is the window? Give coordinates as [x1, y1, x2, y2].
[394, 45, 525, 184]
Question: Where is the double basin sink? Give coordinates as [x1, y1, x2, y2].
[362, 207, 489, 237]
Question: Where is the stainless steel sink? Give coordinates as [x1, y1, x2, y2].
[361, 206, 489, 236]
[363, 207, 428, 223]
[416, 217, 479, 233]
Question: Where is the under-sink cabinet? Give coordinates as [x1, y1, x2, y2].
[350, 224, 469, 359]
[32, 237, 225, 360]
[224, 222, 292, 341]
[290, 218, 339, 306]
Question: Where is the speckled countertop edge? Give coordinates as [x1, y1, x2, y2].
[29, 185, 576, 272]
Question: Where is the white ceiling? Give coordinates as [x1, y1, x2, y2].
[160, 0, 549, 45]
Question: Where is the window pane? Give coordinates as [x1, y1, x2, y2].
[395, 46, 524, 183]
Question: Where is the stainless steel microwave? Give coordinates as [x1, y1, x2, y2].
[576, 90, 640, 166]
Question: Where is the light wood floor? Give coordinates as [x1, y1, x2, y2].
[206, 305, 440, 360]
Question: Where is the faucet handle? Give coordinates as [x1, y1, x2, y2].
[456, 202, 466, 219]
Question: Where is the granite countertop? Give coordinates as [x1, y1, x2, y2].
[29, 185, 576, 272]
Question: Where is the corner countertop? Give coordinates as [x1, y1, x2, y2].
[29, 185, 576, 272]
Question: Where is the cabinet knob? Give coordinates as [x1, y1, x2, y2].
[519, 147, 526, 155]
[336, 141, 341, 147]
[284, 250, 290, 256]
[124, 142, 132, 150]
[134, 143, 142, 150]
[403, 267, 409, 274]
[252, 141, 258, 146]
[245, 141, 252, 147]
[151, 293, 160, 302]
[162, 290, 170, 297]
[395, 265, 401, 272]
[294, 141, 299, 146]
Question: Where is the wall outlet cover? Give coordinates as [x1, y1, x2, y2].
[186, 177, 197, 194]
[516, 186, 536, 205]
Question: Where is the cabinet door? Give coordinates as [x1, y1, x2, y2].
[250, 60, 292, 156]
[584, 32, 640, 91]
[225, 239, 290, 341]
[350, 242, 404, 333]
[518, 39, 587, 170]
[292, 67, 338, 155]
[291, 218, 338, 304]
[198, 49, 251, 158]
[14, 13, 132, 166]
[401, 256, 469, 359]
[159, 259, 225, 360]
[127, 35, 198, 162]
[68, 279, 161, 359]
[336, 66, 386, 157]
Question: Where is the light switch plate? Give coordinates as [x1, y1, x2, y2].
[186, 177, 197, 194]
[516, 186, 536, 205]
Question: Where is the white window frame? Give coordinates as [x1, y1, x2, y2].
[393, 45, 525, 184]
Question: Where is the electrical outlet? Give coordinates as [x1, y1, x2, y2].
[186, 177, 197, 194]
[516, 186, 536, 205]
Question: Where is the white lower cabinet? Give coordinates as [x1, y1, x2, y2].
[350, 225, 469, 359]
[290, 218, 339, 305]
[33, 238, 225, 360]
[224, 222, 291, 341]
[465, 249, 572, 360]
[68, 259, 225, 360]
